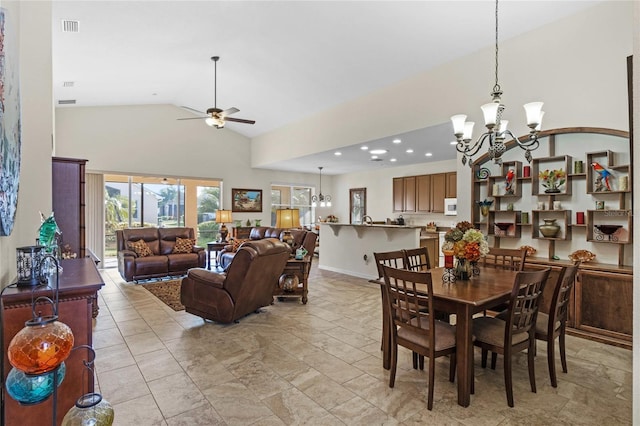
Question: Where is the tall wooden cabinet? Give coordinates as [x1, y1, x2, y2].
[52, 157, 87, 258]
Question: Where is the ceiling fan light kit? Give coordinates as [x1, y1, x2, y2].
[451, 0, 544, 166]
[177, 56, 255, 128]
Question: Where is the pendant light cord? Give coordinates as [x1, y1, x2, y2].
[493, 0, 501, 95]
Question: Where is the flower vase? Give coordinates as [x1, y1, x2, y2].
[544, 188, 561, 194]
[455, 258, 471, 280]
[471, 261, 480, 276]
[539, 219, 560, 238]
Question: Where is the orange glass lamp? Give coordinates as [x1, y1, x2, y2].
[276, 209, 300, 247]
[216, 209, 233, 242]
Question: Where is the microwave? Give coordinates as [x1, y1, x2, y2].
[444, 198, 457, 216]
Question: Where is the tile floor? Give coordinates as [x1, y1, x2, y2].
[94, 264, 632, 425]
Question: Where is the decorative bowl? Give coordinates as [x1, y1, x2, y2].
[594, 224, 622, 235]
[495, 222, 512, 231]
[568, 250, 596, 263]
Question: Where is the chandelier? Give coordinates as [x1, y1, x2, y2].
[451, 0, 544, 166]
[311, 166, 331, 207]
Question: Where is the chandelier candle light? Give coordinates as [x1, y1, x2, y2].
[451, 0, 544, 166]
[311, 166, 331, 207]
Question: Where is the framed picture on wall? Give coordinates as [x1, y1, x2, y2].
[232, 188, 263, 212]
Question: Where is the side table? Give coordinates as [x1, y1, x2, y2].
[274, 255, 312, 304]
[207, 241, 227, 270]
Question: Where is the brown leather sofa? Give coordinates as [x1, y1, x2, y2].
[181, 238, 291, 323]
[117, 227, 206, 282]
[218, 226, 317, 270]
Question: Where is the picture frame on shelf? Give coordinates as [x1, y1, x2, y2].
[232, 189, 263, 212]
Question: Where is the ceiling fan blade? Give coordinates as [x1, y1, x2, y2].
[180, 106, 206, 115]
[177, 116, 208, 121]
[220, 107, 239, 117]
[225, 117, 255, 125]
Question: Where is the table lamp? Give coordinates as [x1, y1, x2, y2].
[275, 208, 300, 247]
[215, 210, 233, 242]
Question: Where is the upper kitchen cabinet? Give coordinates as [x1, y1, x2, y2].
[393, 172, 456, 213]
[393, 176, 416, 212]
[446, 172, 457, 198]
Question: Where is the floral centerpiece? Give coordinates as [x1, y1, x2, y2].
[441, 221, 489, 279]
[539, 168, 566, 193]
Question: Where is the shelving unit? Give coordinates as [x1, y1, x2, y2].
[469, 127, 632, 349]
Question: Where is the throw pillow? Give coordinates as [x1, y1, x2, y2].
[172, 237, 195, 254]
[231, 238, 248, 252]
[128, 239, 153, 257]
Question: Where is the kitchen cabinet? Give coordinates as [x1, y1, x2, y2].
[416, 175, 431, 213]
[446, 172, 457, 198]
[395, 172, 456, 213]
[392, 176, 416, 212]
[419, 236, 438, 269]
[430, 173, 446, 213]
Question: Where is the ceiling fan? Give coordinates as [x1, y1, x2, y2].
[178, 56, 255, 129]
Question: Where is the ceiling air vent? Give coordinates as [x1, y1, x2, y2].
[58, 99, 76, 105]
[371, 158, 383, 162]
[62, 81, 74, 88]
[61, 20, 79, 33]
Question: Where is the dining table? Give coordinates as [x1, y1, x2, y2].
[380, 265, 518, 408]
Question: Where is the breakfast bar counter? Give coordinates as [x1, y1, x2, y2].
[318, 223, 422, 279]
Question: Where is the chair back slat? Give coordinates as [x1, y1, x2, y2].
[505, 268, 551, 341]
[374, 250, 406, 279]
[404, 247, 432, 272]
[551, 262, 580, 327]
[483, 247, 528, 271]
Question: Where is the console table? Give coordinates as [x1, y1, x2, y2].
[1, 257, 104, 425]
[274, 256, 312, 304]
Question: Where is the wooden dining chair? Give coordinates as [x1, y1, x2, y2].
[374, 250, 407, 370]
[482, 246, 529, 316]
[535, 262, 580, 387]
[482, 246, 528, 271]
[380, 265, 456, 410]
[472, 267, 551, 407]
[403, 246, 432, 272]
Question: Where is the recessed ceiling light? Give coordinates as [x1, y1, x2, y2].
[371, 155, 379, 159]
[334, 151, 342, 156]
[450, 141, 458, 145]
[425, 152, 433, 157]
[370, 149, 387, 155]
[360, 146, 368, 150]
[406, 149, 414, 153]
[393, 139, 401, 144]
[390, 158, 397, 162]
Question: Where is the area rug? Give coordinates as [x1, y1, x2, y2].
[141, 279, 184, 311]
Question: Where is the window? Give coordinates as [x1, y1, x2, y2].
[271, 184, 313, 227]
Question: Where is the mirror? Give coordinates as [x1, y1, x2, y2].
[349, 188, 366, 224]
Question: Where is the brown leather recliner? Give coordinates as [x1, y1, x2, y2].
[181, 238, 291, 323]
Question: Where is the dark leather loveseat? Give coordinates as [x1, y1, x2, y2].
[181, 238, 291, 323]
[218, 226, 317, 270]
[117, 227, 206, 282]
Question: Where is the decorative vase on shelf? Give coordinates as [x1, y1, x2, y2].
[455, 258, 471, 280]
[539, 219, 560, 238]
[544, 188, 561, 194]
[255, 219, 262, 227]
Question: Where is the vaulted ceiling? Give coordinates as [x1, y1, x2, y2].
[52, 1, 603, 174]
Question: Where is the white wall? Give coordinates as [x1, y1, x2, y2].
[54, 104, 324, 226]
